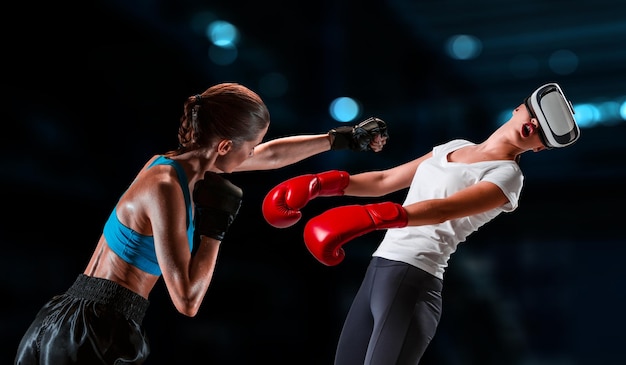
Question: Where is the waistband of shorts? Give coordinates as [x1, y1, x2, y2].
[66, 274, 150, 324]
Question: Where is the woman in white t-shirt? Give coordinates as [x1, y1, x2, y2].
[262, 83, 580, 365]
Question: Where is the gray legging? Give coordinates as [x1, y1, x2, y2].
[334, 257, 444, 365]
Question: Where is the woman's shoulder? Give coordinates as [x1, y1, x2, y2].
[433, 139, 474, 155]
[131, 156, 182, 190]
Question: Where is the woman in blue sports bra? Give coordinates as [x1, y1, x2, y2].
[15, 82, 390, 365]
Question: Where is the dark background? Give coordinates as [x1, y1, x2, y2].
[3, 1, 625, 364]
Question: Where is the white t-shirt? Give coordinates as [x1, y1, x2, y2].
[372, 139, 524, 279]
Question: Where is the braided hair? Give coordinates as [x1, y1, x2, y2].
[172, 83, 270, 155]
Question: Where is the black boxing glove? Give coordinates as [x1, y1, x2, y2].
[329, 117, 388, 151]
[192, 171, 243, 247]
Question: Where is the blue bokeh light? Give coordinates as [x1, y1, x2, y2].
[329, 97, 361, 122]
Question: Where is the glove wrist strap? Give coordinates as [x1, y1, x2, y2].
[328, 126, 353, 150]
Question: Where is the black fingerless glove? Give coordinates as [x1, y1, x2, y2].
[192, 171, 243, 248]
[329, 117, 388, 151]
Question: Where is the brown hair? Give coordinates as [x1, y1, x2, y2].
[173, 83, 270, 154]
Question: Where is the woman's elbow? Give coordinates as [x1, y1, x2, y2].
[173, 297, 202, 317]
[176, 304, 200, 317]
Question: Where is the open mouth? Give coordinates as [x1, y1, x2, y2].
[522, 123, 534, 137]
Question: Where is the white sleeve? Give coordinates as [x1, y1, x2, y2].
[483, 164, 524, 211]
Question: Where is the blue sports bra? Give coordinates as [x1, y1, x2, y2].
[103, 156, 194, 276]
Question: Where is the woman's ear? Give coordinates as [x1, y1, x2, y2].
[216, 139, 233, 155]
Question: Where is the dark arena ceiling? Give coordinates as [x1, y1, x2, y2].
[6, 0, 626, 188]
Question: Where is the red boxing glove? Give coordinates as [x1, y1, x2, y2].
[262, 170, 350, 228]
[303, 202, 408, 266]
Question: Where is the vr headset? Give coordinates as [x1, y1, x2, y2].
[524, 83, 580, 148]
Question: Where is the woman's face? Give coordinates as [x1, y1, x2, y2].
[215, 124, 269, 173]
[516, 103, 547, 152]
